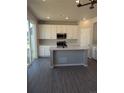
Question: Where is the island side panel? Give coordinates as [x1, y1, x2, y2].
[53, 50, 86, 66]
[50, 50, 54, 68]
[82, 50, 88, 67]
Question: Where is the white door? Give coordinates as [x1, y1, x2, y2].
[80, 28, 91, 48]
[80, 28, 92, 57]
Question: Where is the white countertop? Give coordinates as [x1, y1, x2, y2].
[50, 46, 88, 51]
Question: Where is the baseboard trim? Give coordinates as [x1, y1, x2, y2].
[53, 63, 88, 68]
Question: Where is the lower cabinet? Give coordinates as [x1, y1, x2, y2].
[44, 47, 50, 56]
[39, 46, 49, 57]
[39, 46, 55, 57]
[39, 47, 45, 57]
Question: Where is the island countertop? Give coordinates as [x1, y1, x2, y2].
[50, 46, 89, 51]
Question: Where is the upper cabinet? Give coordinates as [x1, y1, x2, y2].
[50, 25, 56, 39]
[39, 25, 56, 39]
[39, 25, 50, 39]
[66, 25, 79, 39]
[38, 24, 79, 39]
[56, 25, 67, 34]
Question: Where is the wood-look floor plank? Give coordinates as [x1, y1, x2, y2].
[27, 58, 97, 93]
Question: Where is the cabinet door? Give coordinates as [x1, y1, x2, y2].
[39, 25, 46, 39]
[56, 25, 66, 33]
[50, 25, 56, 39]
[44, 49, 50, 56]
[72, 25, 78, 39]
[45, 25, 51, 39]
[44, 46, 50, 57]
[39, 25, 49, 39]
[39, 25, 51, 39]
[66, 25, 70, 39]
[67, 25, 73, 39]
[39, 47, 45, 57]
[61, 25, 66, 33]
[39, 46, 50, 57]
[56, 25, 61, 33]
[70, 25, 75, 39]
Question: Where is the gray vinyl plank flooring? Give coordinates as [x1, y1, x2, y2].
[27, 58, 97, 93]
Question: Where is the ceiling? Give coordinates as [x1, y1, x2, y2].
[27, 0, 97, 21]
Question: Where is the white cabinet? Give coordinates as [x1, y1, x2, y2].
[39, 25, 56, 39]
[66, 25, 79, 39]
[39, 46, 45, 57]
[39, 46, 50, 57]
[39, 25, 45, 39]
[56, 25, 66, 33]
[50, 25, 56, 39]
[44, 47, 50, 56]
[66, 25, 73, 39]
[39, 46, 58, 57]
[39, 24, 79, 39]
[56, 25, 61, 33]
[72, 26, 78, 39]
[39, 25, 50, 39]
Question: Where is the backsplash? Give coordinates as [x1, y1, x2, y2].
[39, 39, 79, 46]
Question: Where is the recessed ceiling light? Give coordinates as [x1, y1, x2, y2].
[65, 17, 69, 20]
[83, 18, 86, 21]
[76, 0, 80, 4]
[42, 0, 46, 2]
[46, 16, 50, 19]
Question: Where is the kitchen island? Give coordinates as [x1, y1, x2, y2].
[50, 46, 88, 68]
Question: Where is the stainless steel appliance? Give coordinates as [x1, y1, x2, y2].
[57, 33, 67, 39]
[57, 41, 67, 48]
